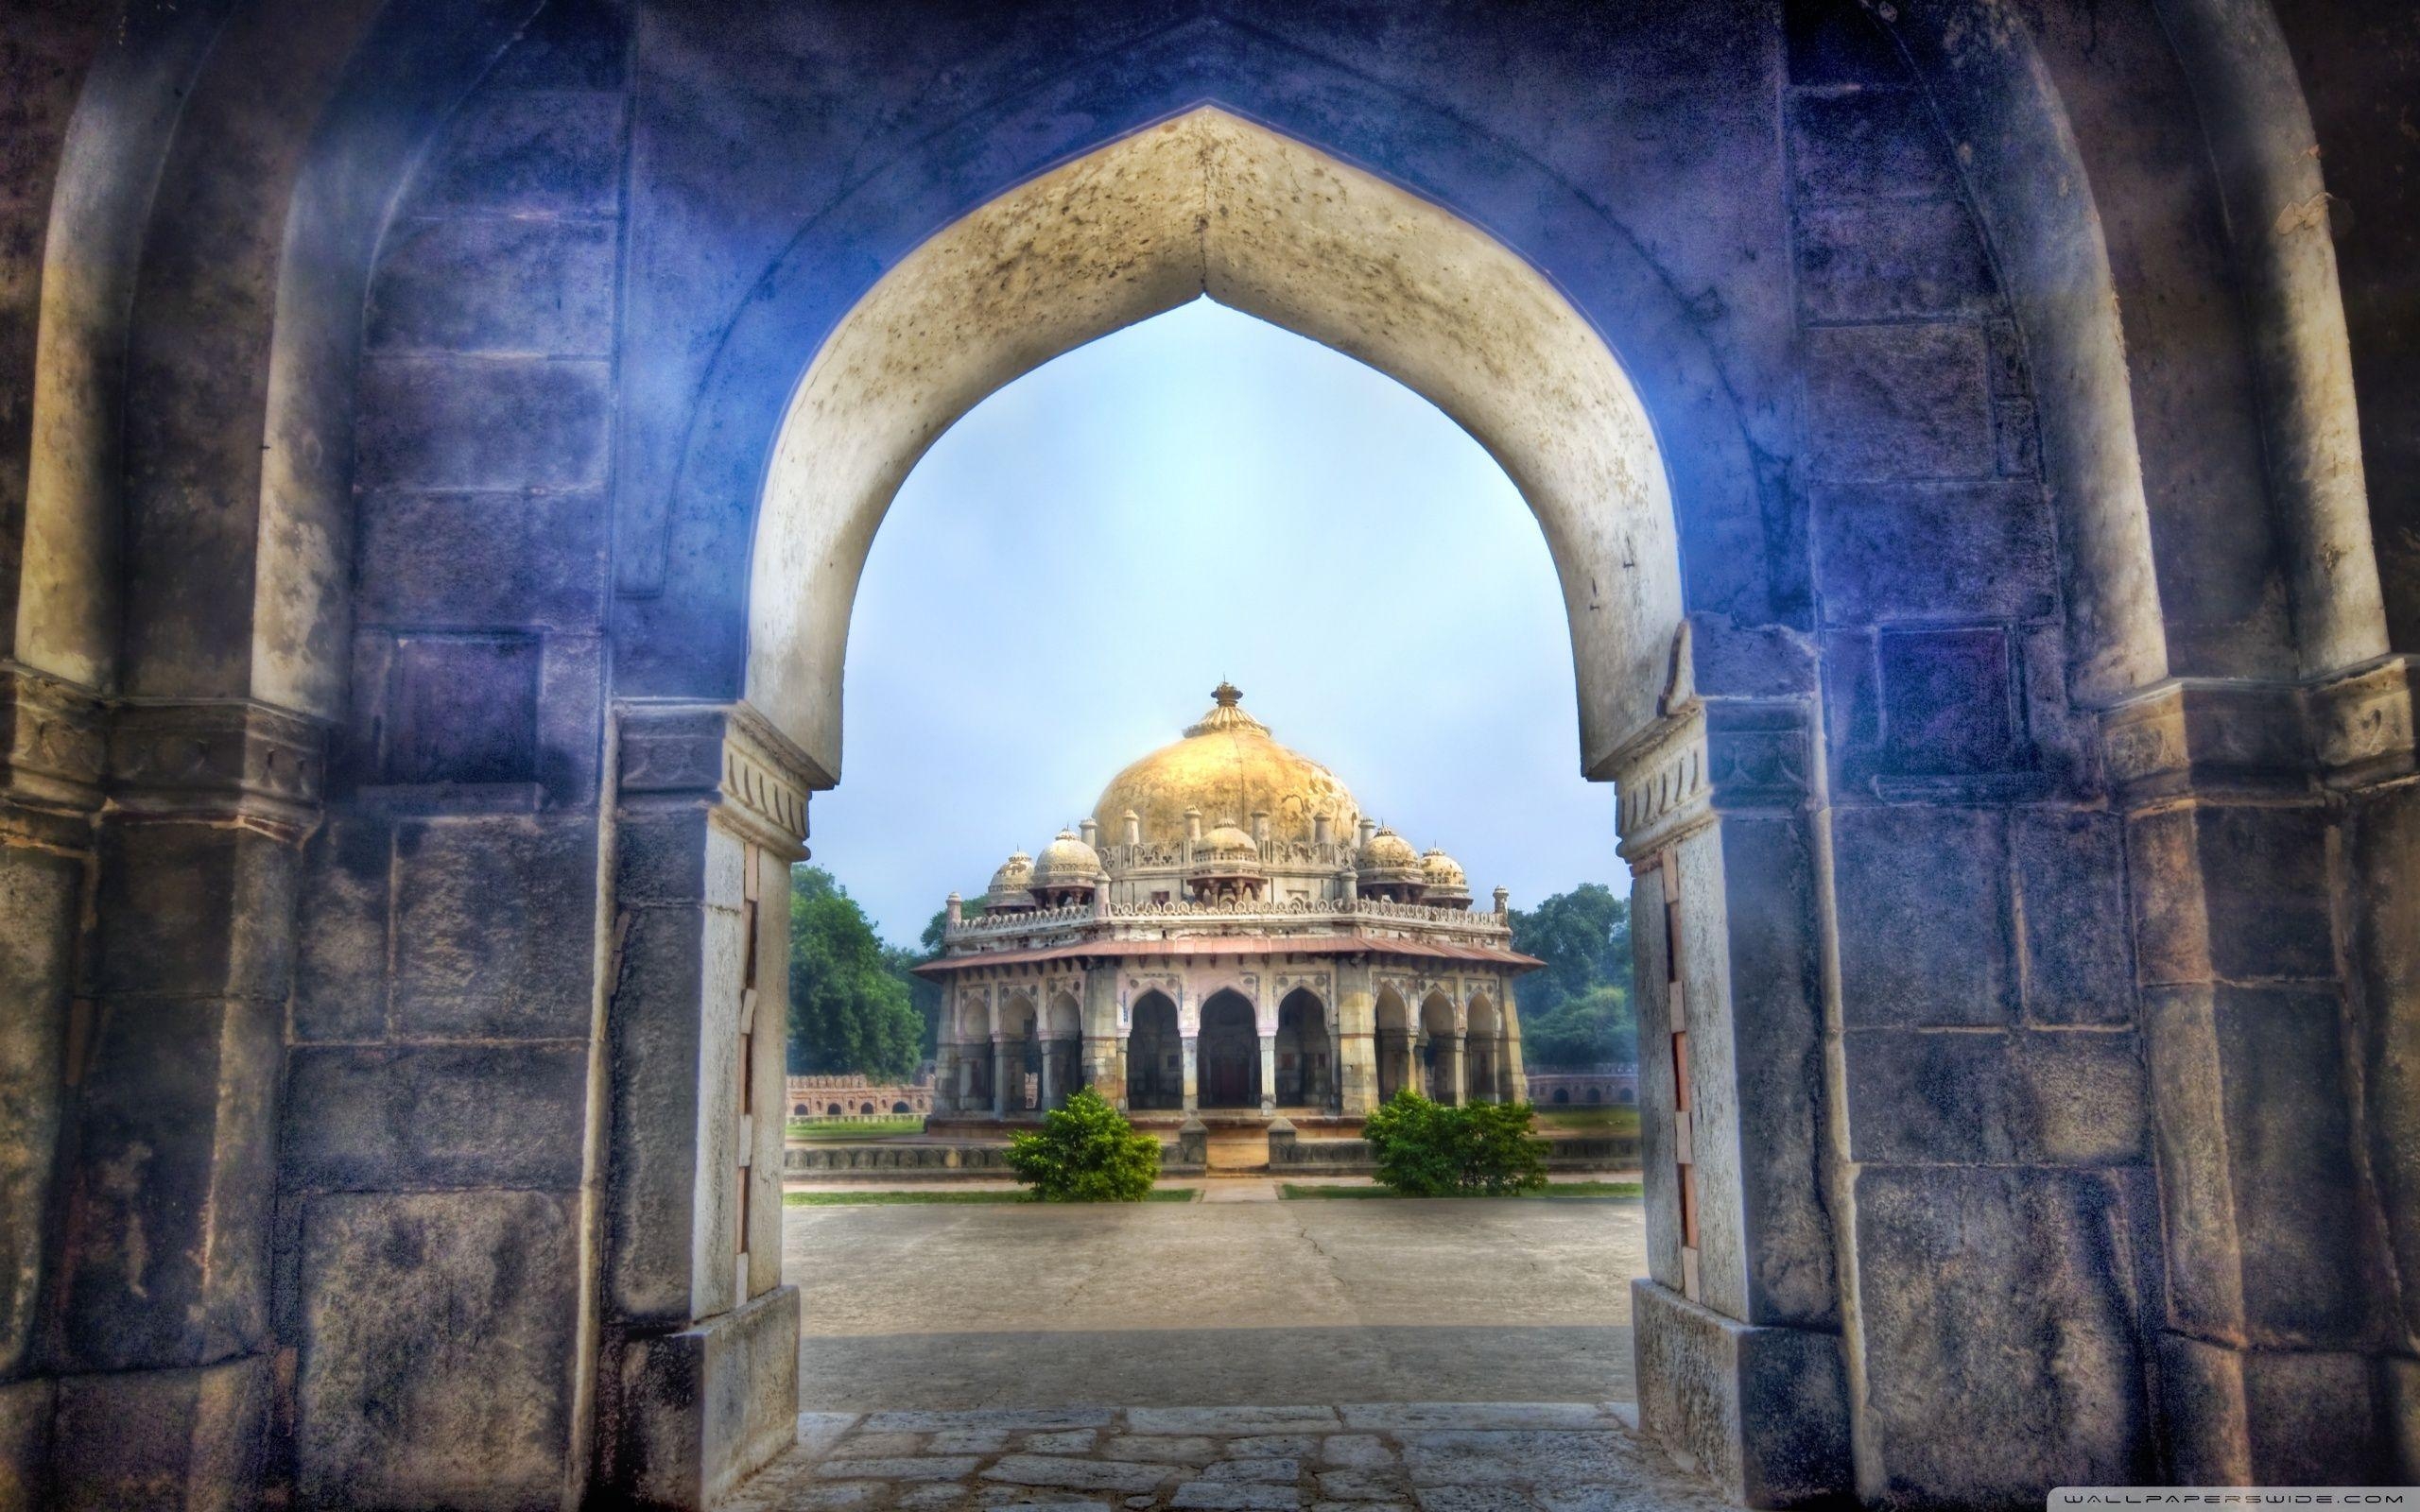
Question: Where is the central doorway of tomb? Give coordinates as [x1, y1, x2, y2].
[1197, 992, 1261, 1110]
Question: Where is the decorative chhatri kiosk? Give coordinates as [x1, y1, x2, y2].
[917, 685, 1541, 1121]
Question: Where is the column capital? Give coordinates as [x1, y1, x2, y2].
[1610, 699, 1814, 859]
[2098, 656, 2419, 806]
[2, 661, 107, 844]
[617, 700, 820, 856]
[109, 696, 326, 840]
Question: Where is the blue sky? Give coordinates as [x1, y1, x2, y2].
[811, 298, 1625, 944]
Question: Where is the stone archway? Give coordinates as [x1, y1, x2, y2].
[3, 5, 2412, 1510]
[737, 107, 1688, 785]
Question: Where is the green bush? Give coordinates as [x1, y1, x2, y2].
[1004, 1088, 1163, 1202]
[1361, 1090, 1549, 1197]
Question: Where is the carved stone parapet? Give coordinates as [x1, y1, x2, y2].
[617, 701, 817, 856]
[108, 698, 325, 837]
[2, 661, 108, 825]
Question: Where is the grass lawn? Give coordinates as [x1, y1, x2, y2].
[786, 1117, 925, 1141]
[1280, 1180, 1642, 1200]
[1531, 1106, 1641, 1137]
[786, 1187, 1200, 1206]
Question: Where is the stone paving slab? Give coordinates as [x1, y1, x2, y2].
[723, 1403, 1737, 1512]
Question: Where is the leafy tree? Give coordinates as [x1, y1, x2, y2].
[1510, 883, 1635, 1067]
[787, 866, 924, 1080]
[1004, 1088, 1162, 1201]
[1360, 1090, 1548, 1197]
[1519, 985, 1637, 1069]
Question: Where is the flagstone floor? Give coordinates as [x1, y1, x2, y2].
[726, 1402, 1737, 1512]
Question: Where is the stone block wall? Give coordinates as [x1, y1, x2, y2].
[276, 5, 628, 1505]
[2, 1, 2413, 1508]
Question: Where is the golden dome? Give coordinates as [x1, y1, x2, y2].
[1094, 684, 1360, 847]
[1421, 848, 1467, 885]
[1031, 829, 1101, 886]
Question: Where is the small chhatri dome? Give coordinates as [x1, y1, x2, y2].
[1421, 848, 1473, 908]
[1201, 820, 1257, 857]
[1094, 683, 1360, 848]
[1031, 828, 1102, 885]
[1357, 825, 1419, 871]
[985, 850, 1037, 910]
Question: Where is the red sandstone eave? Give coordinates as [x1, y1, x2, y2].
[911, 934, 1545, 975]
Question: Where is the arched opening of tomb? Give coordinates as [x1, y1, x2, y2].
[1197, 991, 1261, 1111]
[1046, 991, 1083, 1107]
[1467, 994, 1503, 1105]
[1273, 989, 1328, 1108]
[1128, 992, 1182, 1111]
[1374, 988, 1412, 1105]
[1418, 991, 1461, 1105]
[997, 993, 1039, 1115]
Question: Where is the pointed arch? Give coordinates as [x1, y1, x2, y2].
[734, 107, 1686, 784]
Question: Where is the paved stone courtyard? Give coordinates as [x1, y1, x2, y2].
[788, 1196, 1645, 1409]
[727, 1402, 1737, 1512]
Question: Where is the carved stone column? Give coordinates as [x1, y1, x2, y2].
[1443, 1035, 1465, 1107]
[0, 665, 105, 1496]
[1181, 1036, 1199, 1113]
[1257, 1033, 1276, 1116]
[1336, 959, 1377, 1116]
[993, 1040, 1015, 1117]
[1615, 695, 1849, 1508]
[1040, 1039, 1062, 1110]
[603, 703, 804, 1507]
[2101, 664, 2414, 1482]
[44, 697, 323, 1506]
[931, 1043, 959, 1115]
[1081, 968, 1123, 1108]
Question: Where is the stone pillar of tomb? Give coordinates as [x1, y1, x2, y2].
[1258, 1033, 1277, 1116]
[14, 692, 314, 1509]
[1040, 1040, 1062, 1110]
[1181, 1036, 1199, 1113]
[1081, 969, 1123, 1108]
[993, 1038, 1014, 1118]
[932, 1043, 959, 1114]
[1501, 985, 1527, 1104]
[1444, 1034, 1466, 1107]
[1336, 960, 1378, 1115]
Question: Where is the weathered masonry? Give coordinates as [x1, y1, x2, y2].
[1, 2, 2415, 1508]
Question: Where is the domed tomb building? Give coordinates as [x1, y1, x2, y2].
[917, 685, 1541, 1121]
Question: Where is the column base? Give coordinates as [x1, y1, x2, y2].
[46, 1353, 269, 1512]
[2158, 1331, 2394, 1484]
[1631, 1279, 1849, 1508]
[0, 1375, 52, 1508]
[612, 1285, 801, 1508]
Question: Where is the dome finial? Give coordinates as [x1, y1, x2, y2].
[1212, 679, 1242, 708]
